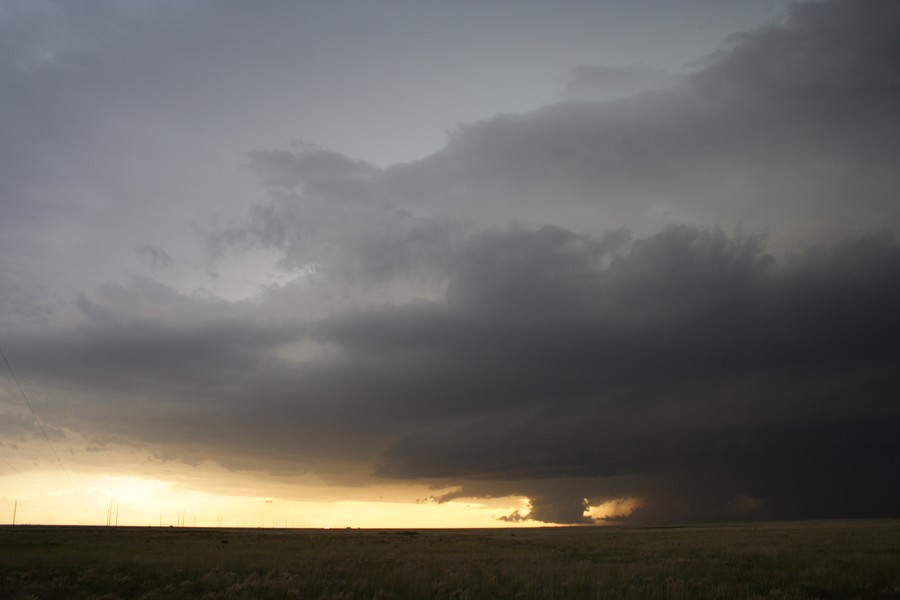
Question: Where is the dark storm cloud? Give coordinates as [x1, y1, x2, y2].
[362, 228, 900, 515]
[14, 225, 899, 520]
[4, 0, 900, 525]
[380, 0, 900, 241]
[376, 223, 896, 519]
[214, 0, 900, 282]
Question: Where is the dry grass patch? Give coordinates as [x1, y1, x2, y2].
[0, 520, 898, 599]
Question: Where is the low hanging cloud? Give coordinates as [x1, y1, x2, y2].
[189, 0, 900, 523]
[4, 0, 900, 525]
[365, 227, 900, 522]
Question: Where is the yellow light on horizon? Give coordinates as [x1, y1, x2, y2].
[0, 471, 547, 528]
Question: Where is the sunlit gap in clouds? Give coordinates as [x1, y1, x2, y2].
[585, 497, 644, 523]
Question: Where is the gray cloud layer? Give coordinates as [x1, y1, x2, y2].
[3, 0, 899, 523]
[10, 224, 900, 521]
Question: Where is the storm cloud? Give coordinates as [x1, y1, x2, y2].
[10, 224, 900, 522]
[2, 0, 899, 524]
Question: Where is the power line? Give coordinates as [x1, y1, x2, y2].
[0, 345, 95, 525]
[1, 455, 91, 523]
[0, 454, 76, 518]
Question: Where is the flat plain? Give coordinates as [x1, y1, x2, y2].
[1, 520, 899, 599]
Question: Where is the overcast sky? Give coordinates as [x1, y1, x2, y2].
[2, 0, 899, 526]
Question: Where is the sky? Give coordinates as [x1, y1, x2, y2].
[1, 0, 899, 528]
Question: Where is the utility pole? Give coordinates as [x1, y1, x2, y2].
[106, 500, 120, 526]
[12, 500, 16, 526]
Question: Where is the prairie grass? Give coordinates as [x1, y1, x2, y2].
[1, 520, 898, 599]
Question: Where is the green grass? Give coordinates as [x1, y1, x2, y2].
[1, 520, 899, 599]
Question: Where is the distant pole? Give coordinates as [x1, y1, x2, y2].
[12, 500, 16, 526]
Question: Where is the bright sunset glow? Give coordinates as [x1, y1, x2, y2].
[1, 462, 541, 528]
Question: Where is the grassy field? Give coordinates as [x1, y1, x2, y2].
[1, 520, 899, 599]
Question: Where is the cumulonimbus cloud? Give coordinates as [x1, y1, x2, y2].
[4, 0, 900, 525]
